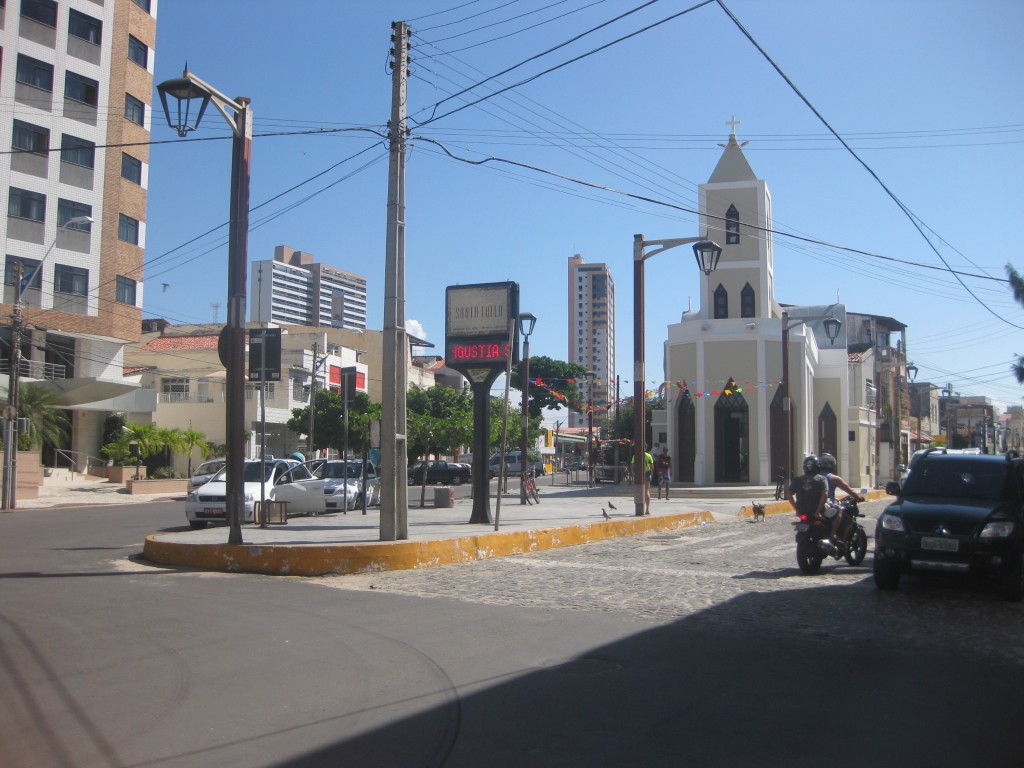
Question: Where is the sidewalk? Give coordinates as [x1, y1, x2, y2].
[13, 473, 186, 509]
[142, 483, 807, 578]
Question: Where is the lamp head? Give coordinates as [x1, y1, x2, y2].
[822, 316, 841, 344]
[692, 239, 723, 276]
[907, 362, 919, 382]
[585, 370, 596, 386]
[157, 74, 211, 137]
[517, 311, 537, 339]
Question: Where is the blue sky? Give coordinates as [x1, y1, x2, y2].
[145, 0, 1024, 411]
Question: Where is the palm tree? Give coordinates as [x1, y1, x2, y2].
[179, 427, 209, 478]
[155, 426, 186, 475]
[16, 384, 70, 453]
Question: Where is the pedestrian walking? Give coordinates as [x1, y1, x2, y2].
[656, 450, 672, 499]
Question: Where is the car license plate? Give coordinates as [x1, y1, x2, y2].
[921, 536, 958, 552]
[200, 507, 223, 517]
[795, 523, 809, 532]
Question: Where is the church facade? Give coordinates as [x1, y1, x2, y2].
[654, 128, 865, 487]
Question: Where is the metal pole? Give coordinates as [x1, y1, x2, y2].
[343, 373, 350, 514]
[259, 330, 267, 527]
[781, 311, 791, 487]
[520, 335, 530, 504]
[224, 98, 252, 546]
[381, 20, 409, 540]
[587, 381, 594, 488]
[633, 234, 645, 517]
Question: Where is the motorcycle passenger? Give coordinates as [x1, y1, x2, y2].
[817, 453, 865, 549]
[786, 455, 834, 554]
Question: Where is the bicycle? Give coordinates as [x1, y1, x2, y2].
[521, 470, 540, 505]
[774, 467, 786, 500]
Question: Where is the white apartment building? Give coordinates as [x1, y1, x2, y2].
[250, 244, 368, 330]
[1, 0, 158, 466]
[567, 254, 614, 429]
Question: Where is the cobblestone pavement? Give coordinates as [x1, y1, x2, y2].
[311, 499, 1024, 666]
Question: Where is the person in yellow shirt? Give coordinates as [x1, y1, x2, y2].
[630, 443, 655, 515]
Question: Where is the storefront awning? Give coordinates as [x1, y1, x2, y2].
[555, 434, 587, 444]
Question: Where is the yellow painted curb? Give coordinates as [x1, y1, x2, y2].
[142, 510, 715, 577]
[739, 489, 887, 520]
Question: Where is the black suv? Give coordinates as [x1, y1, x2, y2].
[875, 449, 1024, 601]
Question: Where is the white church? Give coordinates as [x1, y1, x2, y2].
[652, 125, 868, 488]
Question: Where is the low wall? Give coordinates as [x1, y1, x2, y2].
[126, 478, 188, 495]
[0, 451, 42, 500]
[108, 465, 147, 483]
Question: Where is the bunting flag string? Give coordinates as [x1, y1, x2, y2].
[527, 376, 784, 404]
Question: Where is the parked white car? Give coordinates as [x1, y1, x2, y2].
[315, 459, 380, 511]
[185, 459, 325, 529]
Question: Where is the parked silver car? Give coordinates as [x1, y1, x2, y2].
[315, 459, 380, 511]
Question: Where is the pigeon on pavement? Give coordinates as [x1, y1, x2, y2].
[607, 501, 617, 510]
[602, 508, 610, 520]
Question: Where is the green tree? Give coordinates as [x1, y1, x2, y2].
[1008, 264, 1024, 383]
[16, 384, 70, 452]
[509, 355, 588, 417]
[407, 385, 473, 459]
[286, 390, 383, 456]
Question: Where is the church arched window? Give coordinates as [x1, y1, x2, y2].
[726, 204, 740, 244]
[714, 284, 728, 319]
[741, 283, 755, 318]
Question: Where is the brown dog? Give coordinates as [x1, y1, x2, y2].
[751, 501, 766, 522]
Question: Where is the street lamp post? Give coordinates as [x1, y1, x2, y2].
[780, 311, 841, 486]
[633, 234, 722, 518]
[157, 69, 253, 546]
[585, 369, 596, 488]
[2, 214, 93, 510]
[517, 312, 536, 504]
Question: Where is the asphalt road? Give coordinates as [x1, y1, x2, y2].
[1, 498, 1021, 767]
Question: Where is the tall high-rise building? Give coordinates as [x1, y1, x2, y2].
[250, 244, 368, 330]
[2, 0, 157, 458]
[568, 254, 615, 430]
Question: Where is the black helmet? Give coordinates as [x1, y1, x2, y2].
[818, 453, 837, 474]
[802, 455, 820, 475]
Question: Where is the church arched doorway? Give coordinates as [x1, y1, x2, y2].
[676, 393, 695, 482]
[818, 402, 837, 457]
[770, 386, 786, 482]
[715, 380, 749, 483]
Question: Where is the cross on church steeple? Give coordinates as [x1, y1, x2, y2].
[726, 115, 740, 138]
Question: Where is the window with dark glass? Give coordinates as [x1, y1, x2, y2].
[124, 93, 145, 125]
[12, 120, 49, 155]
[116, 275, 137, 305]
[5, 255, 42, 290]
[714, 284, 728, 319]
[54, 264, 88, 295]
[127, 35, 148, 68]
[131, 0, 151, 12]
[8, 187, 46, 222]
[65, 71, 99, 106]
[118, 214, 139, 245]
[121, 153, 142, 184]
[726, 204, 740, 245]
[16, 54, 53, 91]
[741, 283, 755, 318]
[21, 0, 57, 27]
[60, 134, 95, 168]
[57, 199, 92, 229]
[68, 9, 102, 44]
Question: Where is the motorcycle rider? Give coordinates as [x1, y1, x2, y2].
[817, 452, 865, 550]
[787, 455, 835, 554]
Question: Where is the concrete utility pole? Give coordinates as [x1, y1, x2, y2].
[307, 341, 318, 458]
[381, 20, 410, 540]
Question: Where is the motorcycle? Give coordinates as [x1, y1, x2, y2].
[793, 495, 868, 574]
